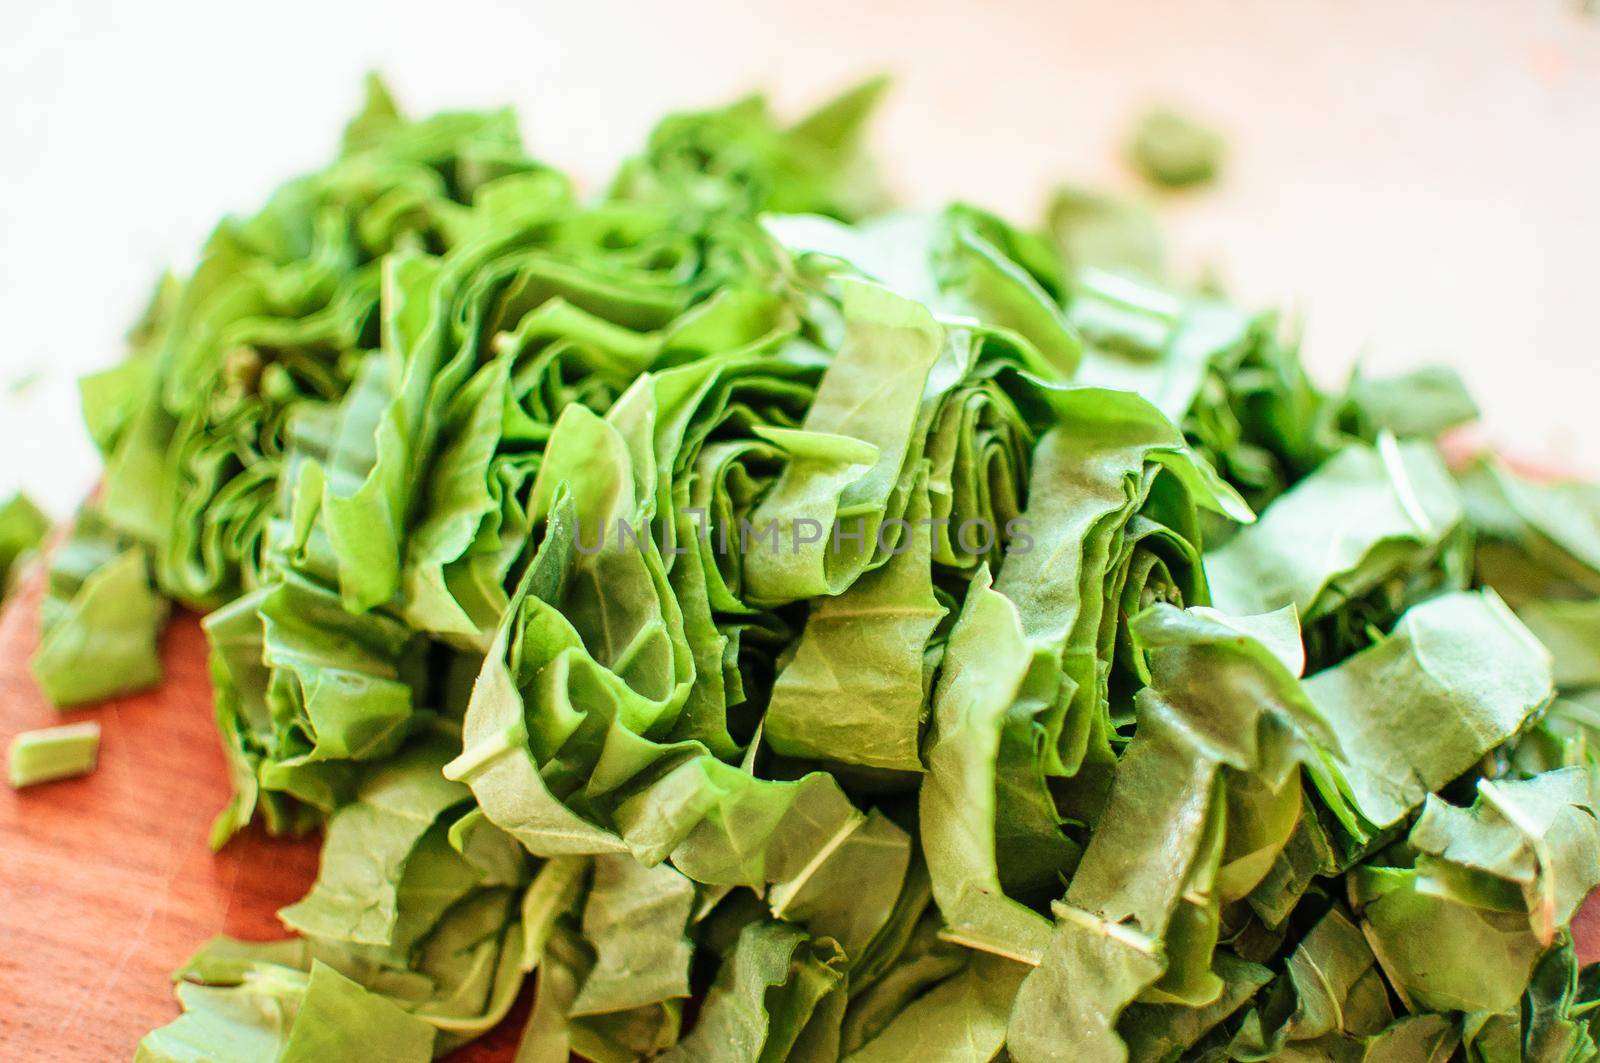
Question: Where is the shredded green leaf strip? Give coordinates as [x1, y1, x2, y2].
[8, 720, 100, 788]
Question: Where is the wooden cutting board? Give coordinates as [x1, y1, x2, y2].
[2, 556, 1597, 1059]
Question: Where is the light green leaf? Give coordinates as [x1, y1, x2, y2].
[1306, 590, 1553, 837]
[32, 507, 168, 706]
[279, 737, 469, 946]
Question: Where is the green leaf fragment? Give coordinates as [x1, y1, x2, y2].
[1340, 364, 1479, 441]
[1205, 436, 1469, 666]
[31, 507, 168, 706]
[663, 920, 846, 1063]
[1306, 590, 1553, 839]
[1410, 768, 1600, 943]
[1125, 109, 1225, 189]
[136, 953, 435, 1063]
[8, 721, 100, 788]
[278, 736, 470, 947]
[278, 962, 437, 1062]
[1352, 863, 1545, 1016]
[570, 854, 696, 1016]
[844, 950, 1027, 1062]
[0, 491, 49, 598]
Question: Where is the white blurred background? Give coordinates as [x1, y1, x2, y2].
[4, 0, 1597, 515]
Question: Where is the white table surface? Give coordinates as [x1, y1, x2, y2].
[4, 0, 1597, 516]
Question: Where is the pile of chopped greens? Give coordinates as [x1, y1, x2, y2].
[29, 76, 1600, 1062]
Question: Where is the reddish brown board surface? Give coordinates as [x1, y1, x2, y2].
[0, 569, 525, 1060]
[3, 558, 1598, 1060]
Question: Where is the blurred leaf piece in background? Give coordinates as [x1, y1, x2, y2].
[1126, 107, 1225, 189]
